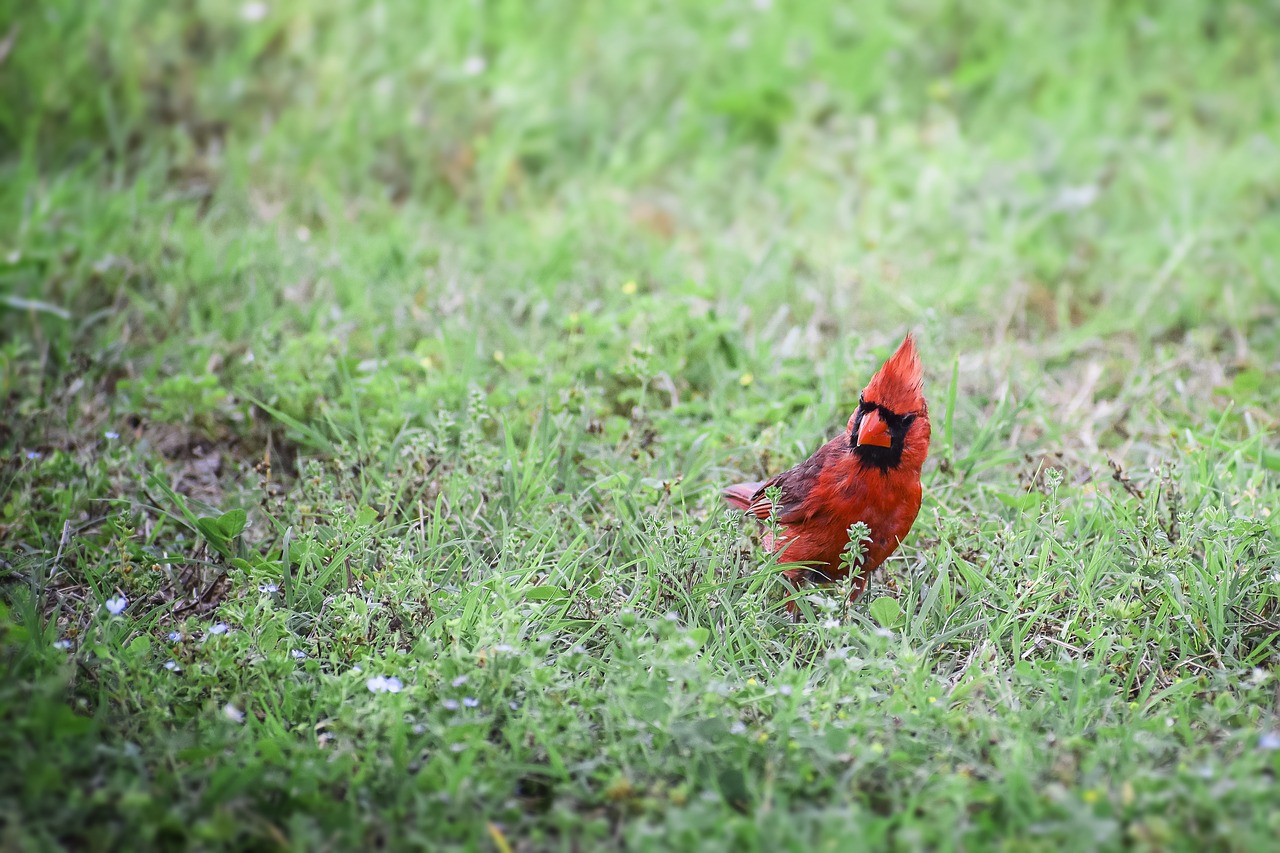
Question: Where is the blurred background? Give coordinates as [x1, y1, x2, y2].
[5, 1, 1276, 389]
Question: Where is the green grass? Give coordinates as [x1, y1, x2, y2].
[3, 0, 1280, 849]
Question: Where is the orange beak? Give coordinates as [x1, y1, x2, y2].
[856, 409, 892, 448]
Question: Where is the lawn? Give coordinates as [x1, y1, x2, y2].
[3, 0, 1280, 850]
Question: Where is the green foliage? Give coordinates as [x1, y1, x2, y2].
[3, 0, 1280, 849]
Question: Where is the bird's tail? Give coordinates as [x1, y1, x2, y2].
[722, 481, 764, 511]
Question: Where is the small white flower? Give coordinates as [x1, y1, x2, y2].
[208, 622, 229, 635]
[258, 583, 279, 593]
[822, 619, 840, 629]
[451, 675, 469, 687]
[779, 685, 793, 696]
[105, 595, 128, 615]
[223, 703, 245, 723]
[104, 431, 120, 440]
[290, 649, 307, 660]
[164, 660, 181, 671]
[730, 721, 747, 735]
[352, 665, 362, 673]
[463, 696, 479, 708]
[240, 2, 268, 22]
[53, 639, 72, 650]
[412, 724, 426, 734]
[384, 677, 403, 693]
[367, 676, 403, 694]
[509, 702, 519, 711]
[442, 699, 460, 711]
[1260, 731, 1280, 751]
[1052, 184, 1100, 212]
[494, 643, 513, 653]
[462, 55, 486, 76]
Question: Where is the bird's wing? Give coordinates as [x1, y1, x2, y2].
[726, 453, 826, 525]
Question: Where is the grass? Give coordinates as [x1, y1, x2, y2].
[2, 0, 1280, 849]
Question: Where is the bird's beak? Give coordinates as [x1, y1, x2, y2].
[857, 409, 892, 448]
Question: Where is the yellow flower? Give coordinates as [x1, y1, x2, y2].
[1082, 789, 1101, 804]
[493, 350, 505, 363]
[739, 372, 754, 387]
[621, 280, 638, 295]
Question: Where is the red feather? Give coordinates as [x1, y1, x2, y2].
[724, 334, 931, 613]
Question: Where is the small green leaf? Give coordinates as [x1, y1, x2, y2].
[217, 509, 248, 538]
[125, 635, 152, 658]
[524, 586, 567, 601]
[687, 627, 710, 647]
[869, 596, 901, 628]
[355, 505, 378, 527]
[197, 517, 228, 545]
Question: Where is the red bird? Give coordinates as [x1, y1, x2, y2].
[724, 334, 930, 610]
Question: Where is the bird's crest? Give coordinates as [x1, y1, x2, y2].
[861, 333, 925, 415]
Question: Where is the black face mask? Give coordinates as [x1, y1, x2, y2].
[850, 395, 916, 472]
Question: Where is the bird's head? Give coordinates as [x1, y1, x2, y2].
[847, 333, 931, 473]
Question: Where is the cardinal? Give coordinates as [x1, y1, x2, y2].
[724, 334, 930, 610]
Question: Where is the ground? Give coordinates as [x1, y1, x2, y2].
[2, 1, 1280, 850]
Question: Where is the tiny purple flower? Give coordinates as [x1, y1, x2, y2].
[168, 631, 183, 642]
[290, 649, 307, 660]
[105, 595, 128, 616]
[463, 696, 479, 708]
[451, 675, 469, 687]
[208, 622, 229, 635]
[258, 583, 279, 593]
[442, 699, 460, 711]
[104, 431, 120, 440]
[163, 660, 181, 671]
[53, 639, 72, 650]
